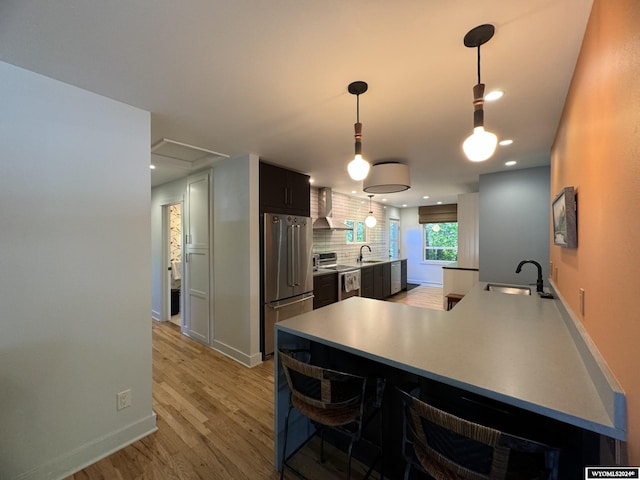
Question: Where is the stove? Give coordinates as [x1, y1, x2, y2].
[315, 252, 361, 301]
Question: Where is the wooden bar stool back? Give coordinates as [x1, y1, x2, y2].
[398, 388, 560, 480]
[279, 349, 384, 479]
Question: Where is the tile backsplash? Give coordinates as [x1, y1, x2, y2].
[311, 187, 389, 263]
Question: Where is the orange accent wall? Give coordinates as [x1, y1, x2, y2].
[551, 0, 640, 463]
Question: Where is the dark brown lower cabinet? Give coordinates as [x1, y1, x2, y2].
[401, 259, 407, 291]
[372, 263, 391, 300]
[382, 262, 391, 298]
[330, 261, 407, 303]
[360, 266, 374, 298]
[313, 272, 338, 309]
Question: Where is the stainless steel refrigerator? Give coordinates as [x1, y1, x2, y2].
[263, 213, 314, 357]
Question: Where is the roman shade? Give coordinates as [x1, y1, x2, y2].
[418, 204, 458, 224]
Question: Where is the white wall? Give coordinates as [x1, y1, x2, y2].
[150, 178, 187, 320]
[0, 62, 156, 479]
[211, 154, 261, 366]
[457, 193, 479, 268]
[149, 156, 261, 366]
[399, 207, 444, 285]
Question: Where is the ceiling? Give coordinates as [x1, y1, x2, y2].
[0, 0, 593, 207]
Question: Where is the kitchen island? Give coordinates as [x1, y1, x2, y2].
[274, 283, 626, 474]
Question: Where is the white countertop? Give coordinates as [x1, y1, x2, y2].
[276, 283, 626, 440]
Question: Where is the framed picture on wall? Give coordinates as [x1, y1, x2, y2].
[552, 186, 577, 248]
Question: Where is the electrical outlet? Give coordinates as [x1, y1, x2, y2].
[579, 288, 585, 316]
[117, 389, 132, 411]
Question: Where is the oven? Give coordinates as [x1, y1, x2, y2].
[315, 251, 361, 301]
[338, 268, 361, 301]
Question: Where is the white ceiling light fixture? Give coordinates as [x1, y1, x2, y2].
[462, 24, 498, 163]
[365, 194, 377, 228]
[363, 162, 411, 193]
[499, 139, 513, 146]
[346, 81, 370, 181]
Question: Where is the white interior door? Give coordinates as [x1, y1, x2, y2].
[184, 171, 211, 344]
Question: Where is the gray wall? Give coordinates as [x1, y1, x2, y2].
[479, 166, 550, 286]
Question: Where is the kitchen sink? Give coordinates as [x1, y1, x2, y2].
[484, 283, 531, 295]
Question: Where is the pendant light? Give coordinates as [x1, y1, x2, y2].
[462, 24, 498, 162]
[347, 81, 370, 180]
[365, 195, 377, 228]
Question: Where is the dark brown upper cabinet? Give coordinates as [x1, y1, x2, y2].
[259, 162, 310, 216]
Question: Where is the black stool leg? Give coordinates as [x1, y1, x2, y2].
[280, 404, 293, 480]
[346, 437, 356, 480]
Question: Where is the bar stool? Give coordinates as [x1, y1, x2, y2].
[279, 348, 385, 479]
[446, 293, 465, 310]
[398, 387, 560, 480]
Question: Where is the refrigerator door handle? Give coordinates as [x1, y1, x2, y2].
[293, 224, 301, 286]
[287, 225, 295, 286]
[268, 294, 315, 310]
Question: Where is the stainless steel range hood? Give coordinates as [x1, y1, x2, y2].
[313, 188, 352, 230]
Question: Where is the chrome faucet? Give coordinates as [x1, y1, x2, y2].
[358, 245, 372, 262]
[516, 260, 544, 292]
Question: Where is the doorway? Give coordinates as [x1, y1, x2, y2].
[165, 202, 183, 326]
[389, 218, 400, 258]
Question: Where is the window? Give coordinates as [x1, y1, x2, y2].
[424, 222, 458, 261]
[389, 219, 399, 258]
[346, 220, 366, 244]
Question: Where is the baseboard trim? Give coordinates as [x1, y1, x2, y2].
[211, 339, 262, 368]
[151, 309, 161, 320]
[16, 412, 157, 480]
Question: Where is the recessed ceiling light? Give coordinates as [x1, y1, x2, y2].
[351, 190, 357, 194]
[423, 195, 430, 199]
[149, 165, 156, 170]
[437, 201, 443, 205]
[382, 198, 388, 202]
[308, 178, 314, 184]
[485, 90, 504, 101]
[499, 139, 513, 146]
[402, 204, 408, 208]
[505, 160, 517, 166]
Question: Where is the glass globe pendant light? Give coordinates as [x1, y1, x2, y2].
[462, 24, 498, 162]
[365, 194, 377, 228]
[347, 81, 370, 180]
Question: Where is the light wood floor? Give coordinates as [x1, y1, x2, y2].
[386, 285, 444, 311]
[66, 286, 442, 479]
[66, 321, 377, 480]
